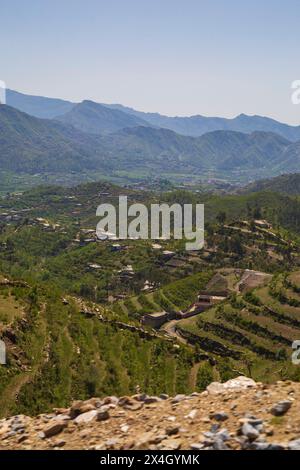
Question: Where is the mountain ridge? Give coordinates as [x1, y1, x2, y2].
[102, 105, 300, 141]
[6, 89, 75, 119]
[7, 89, 300, 141]
[55, 100, 151, 134]
[1, 102, 300, 181]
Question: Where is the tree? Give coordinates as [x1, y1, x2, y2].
[229, 234, 245, 256]
[250, 220, 256, 232]
[242, 352, 256, 377]
[216, 211, 227, 225]
[247, 203, 252, 218]
[197, 362, 214, 391]
[253, 205, 262, 219]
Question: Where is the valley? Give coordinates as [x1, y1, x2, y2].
[2, 91, 300, 191]
[0, 179, 300, 419]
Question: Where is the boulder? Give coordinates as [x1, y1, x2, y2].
[207, 377, 257, 394]
[143, 396, 161, 404]
[212, 412, 229, 422]
[74, 410, 98, 424]
[171, 394, 186, 403]
[270, 400, 292, 417]
[159, 394, 169, 400]
[40, 421, 67, 438]
[165, 425, 179, 436]
[96, 408, 110, 422]
[288, 439, 300, 450]
[69, 400, 93, 419]
[74, 408, 109, 424]
[241, 423, 259, 441]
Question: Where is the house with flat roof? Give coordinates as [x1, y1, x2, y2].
[141, 311, 168, 328]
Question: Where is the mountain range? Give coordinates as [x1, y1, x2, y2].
[103, 103, 300, 141]
[2, 89, 300, 182]
[1, 103, 300, 177]
[7, 89, 300, 141]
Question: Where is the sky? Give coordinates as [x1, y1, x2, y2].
[1, 0, 300, 124]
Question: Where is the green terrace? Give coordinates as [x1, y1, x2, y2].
[111, 271, 213, 320]
[0, 277, 197, 418]
[175, 270, 300, 383]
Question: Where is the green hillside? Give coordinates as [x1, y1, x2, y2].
[0, 181, 300, 417]
[0, 279, 197, 418]
[242, 173, 300, 196]
[2, 104, 300, 184]
[177, 270, 300, 383]
[0, 105, 110, 173]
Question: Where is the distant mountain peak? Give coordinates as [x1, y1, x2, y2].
[55, 99, 149, 134]
[6, 89, 75, 119]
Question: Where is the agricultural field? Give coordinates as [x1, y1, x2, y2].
[0, 181, 300, 415]
[176, 271, 300, 383]
[112, 271, 213, 319]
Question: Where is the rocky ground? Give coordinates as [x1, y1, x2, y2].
[1, 377, 300, 451]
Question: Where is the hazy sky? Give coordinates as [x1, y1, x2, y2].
[1, 0, 300, 124]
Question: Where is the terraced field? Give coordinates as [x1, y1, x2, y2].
[176, 271, 300, 382]
[0, 274, 203, 417]
[112, 271, 213, 319]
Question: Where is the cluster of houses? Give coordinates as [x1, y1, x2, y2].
[0, 211, 62, 232]
[0, 208, 31, 223]
[141, 273, 229, 328]
[74, 228, 126, 246]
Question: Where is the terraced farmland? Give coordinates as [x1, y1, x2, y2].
[176, 271, 300, 382]
[112, 271, 213, 319]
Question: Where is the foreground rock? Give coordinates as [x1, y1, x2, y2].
[40, 421, 67, 439]
[270, 400, 292, 417]
[0, 377, 299, 450]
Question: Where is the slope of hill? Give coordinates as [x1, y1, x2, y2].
[1, 105, 296, 179]
[0, 105, 110, 173]
[176, 270, 300, 383]
[6, 89, 75, 119]
[242, 173, 300, 195]
[100, 127, 291, 174]
[1, 181, 300, 425]
[277, 141, 300, 173]
[0, 277, 195, 418]
[55, 100, 150, 134]
[106, 103, 300, 141]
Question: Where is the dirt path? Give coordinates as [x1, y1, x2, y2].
[161, 320, 188, 345]
[0, 373, 33, 416]
[0, 303, 49, 417]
